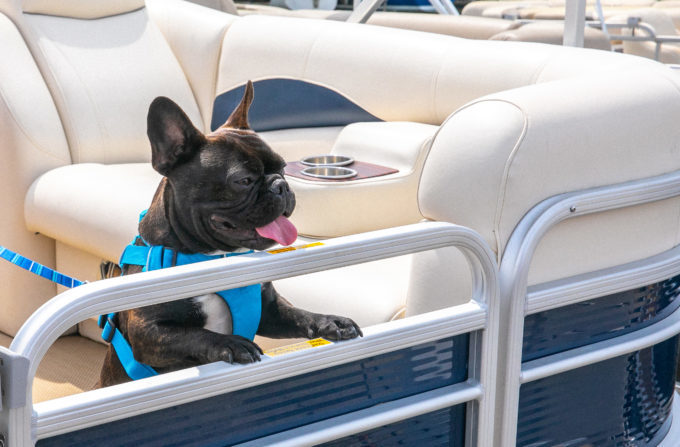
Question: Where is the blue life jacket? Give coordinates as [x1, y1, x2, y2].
[99, 210, 261, 380]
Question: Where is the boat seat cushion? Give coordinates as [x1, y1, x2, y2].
[13, 6, 204, 165]
[21, 0, 144, 19]
[0, 11, 72, 337]
[26, 163, 162, 262]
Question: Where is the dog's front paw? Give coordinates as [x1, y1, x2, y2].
[212, 335, 263, 364]
[307, 314, 363, 341]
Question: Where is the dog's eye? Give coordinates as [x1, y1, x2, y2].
[236, 177, 252, 186]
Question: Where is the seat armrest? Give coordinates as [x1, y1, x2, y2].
[287, 122, 437, 238]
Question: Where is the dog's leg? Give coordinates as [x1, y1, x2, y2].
[123, 305, 263, 368]
[97, 305, 263, 387]
[257, 282, 362, 341]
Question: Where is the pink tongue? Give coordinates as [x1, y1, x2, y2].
[255, 215, 298, 246]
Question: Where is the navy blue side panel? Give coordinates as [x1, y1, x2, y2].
[523, 274, 680, 361]
[211, 79, 382, 132]
[321, 404, 466, 447]
[517, 335, 679, 447]
[38, 335, 468, 447]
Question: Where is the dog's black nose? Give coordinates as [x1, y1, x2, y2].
[268, 177, 288, 195]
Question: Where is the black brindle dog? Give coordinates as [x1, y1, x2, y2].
[98, 81, 361, 387]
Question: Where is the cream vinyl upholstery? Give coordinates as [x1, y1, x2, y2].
[288, 122, 436, 237]
[2, 0, 680, 402]
[258, 127, 344, 161]
[19, 9, 202, 164]
[0, 0, 233, 341]
[215, 15, 655, 127]
[21, 0, 144, 19]
[26, 164, 162, 262]
[0, 12, 70, 337]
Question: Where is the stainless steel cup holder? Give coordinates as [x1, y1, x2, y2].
[300, 155, 354, 167]
[300, 166, 358, 180]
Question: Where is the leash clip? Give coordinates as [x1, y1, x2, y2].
[98, 314, 117, 344]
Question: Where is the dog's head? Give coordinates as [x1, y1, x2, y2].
[144, 81, 297, 252]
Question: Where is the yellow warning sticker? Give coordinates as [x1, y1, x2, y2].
[267, 241, 324, 255]
[264, 338, 332, 357]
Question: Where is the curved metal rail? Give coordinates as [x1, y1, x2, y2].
[497, 170, 680, 446]
[3, 221, 499, 446]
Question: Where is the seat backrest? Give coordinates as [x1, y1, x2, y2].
[0, 0, 237, 335]
[0, 9, 72, 336]
[0, 0, 205, 164]
[214, 14, 662, 131]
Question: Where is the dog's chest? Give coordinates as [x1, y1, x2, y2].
[193, 294, 233, 334]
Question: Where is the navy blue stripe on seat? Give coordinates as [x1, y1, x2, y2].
[211, 79, 382, 132]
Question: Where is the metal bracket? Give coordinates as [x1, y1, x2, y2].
[0, 346, 30, 410]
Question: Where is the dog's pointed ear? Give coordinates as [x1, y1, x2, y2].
[222, 80, 254, 130]
[147, 97, 206, 176]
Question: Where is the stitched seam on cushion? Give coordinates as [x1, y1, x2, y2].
[0, 81, 69, 163]
[27, 31, 86, 164]
[430, 43, 450, 125]
[0, 19, 70, 162]
[14, 16, 84, 164]
[148, 9, 205, 133]
[492, 99, 528, 262]
[300, 21, 324, 82]
[209, 21, 232, 129]
[416, 102, 471, 220]
[418, 99, 527, 260]
[43, 37, 106, 164]
[530, 53, 559, 85]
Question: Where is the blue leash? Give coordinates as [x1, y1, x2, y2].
[0, 245, 85, 288]
[0, 244, 156, 380]
[2, 231, 262, 381]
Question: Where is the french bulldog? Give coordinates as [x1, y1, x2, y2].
[98, 81, 362, 387]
